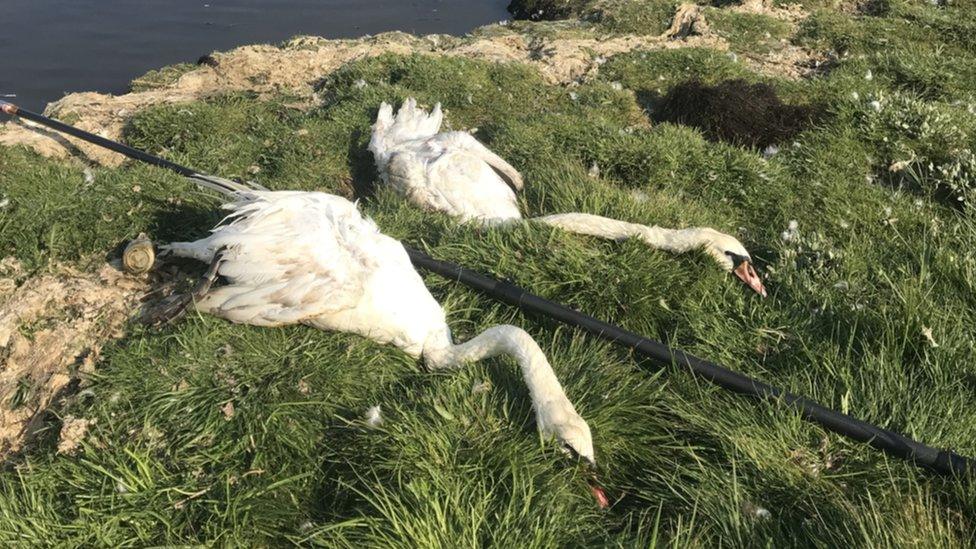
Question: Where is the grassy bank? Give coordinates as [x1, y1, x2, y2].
[1, 0, 976, 545]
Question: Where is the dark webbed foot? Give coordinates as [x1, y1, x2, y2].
[141, 250, 224, 325]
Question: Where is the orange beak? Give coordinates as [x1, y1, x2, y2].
[581, 462, 610, 509]
[733, 261, 767, 297]
[589, 481, 610, 509]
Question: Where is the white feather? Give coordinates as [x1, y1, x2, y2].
[365, 405, 383, 427]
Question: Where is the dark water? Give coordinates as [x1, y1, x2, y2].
[0, 0, 510, 112]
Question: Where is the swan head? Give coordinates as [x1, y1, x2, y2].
[558, 419, 595, 466]
[560, 424, 611, 509]
[700, 230, 767, 297]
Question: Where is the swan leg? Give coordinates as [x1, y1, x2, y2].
[424, 325, 595, 464]
[142, 250, 225, 325]
[158, 240, 216, 263]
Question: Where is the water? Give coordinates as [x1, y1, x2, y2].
[0, 0, 510, 112]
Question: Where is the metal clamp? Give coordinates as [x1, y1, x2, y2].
[0, 100, 18, 115]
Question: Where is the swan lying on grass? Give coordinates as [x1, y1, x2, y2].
[369, 98, 766, 297]
[160, 191, 602, 495]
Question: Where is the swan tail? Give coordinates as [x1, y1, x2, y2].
[393, 97, 443, 138]
[372, 98, 444, 149]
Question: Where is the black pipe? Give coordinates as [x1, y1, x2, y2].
[1, 100, 199, 178]
[407, 249, 970, 475]
[2, 100, 970, 476]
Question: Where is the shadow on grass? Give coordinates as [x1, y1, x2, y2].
[640, 79, 825, 149]
[347, 127, 380, 200]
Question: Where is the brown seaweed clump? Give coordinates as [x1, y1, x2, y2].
[655, 79, 820, 149]
[0, 263, 149, 458]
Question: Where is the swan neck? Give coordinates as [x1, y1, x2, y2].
[423, 325, 564, 403]
[637, 225, 711, 253]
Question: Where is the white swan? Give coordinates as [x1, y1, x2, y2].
[161, 191, 596, 466]
[369, 98, 766, 297]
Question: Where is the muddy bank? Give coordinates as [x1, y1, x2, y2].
[0, 262, 149, 457]
[0, 3, 822, 167]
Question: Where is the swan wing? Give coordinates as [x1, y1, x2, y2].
[386, 148, 521, 223]
[202, 192, 377, 323]
[441, 132, 524, 192]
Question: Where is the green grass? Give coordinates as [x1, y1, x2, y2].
[2, 0, 976, 545]
[507, 0, 681, 36]
[129, 63, 197, 93]
[591, 0, 681, 35]
[706, 9, 793, 55]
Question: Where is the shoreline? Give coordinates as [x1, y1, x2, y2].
[0, 2, 819, 167]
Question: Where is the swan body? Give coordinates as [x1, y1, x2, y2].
[163, 191, 595, 463]
[369, 99, 766, 296]
[370, 100, 523, 225]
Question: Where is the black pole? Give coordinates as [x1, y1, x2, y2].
[2, 100, 970, 476]
[406, 249, 970, 475]
[1, 100, 199, 178]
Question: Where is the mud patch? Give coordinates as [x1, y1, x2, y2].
[731, 0, 807, 23]
[0, 257, 24, 302]
[748, 44, 831, 80]
[0, 263, 149, 458]
[666, 3, 710, 39]
[57, 415, 93, 455]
